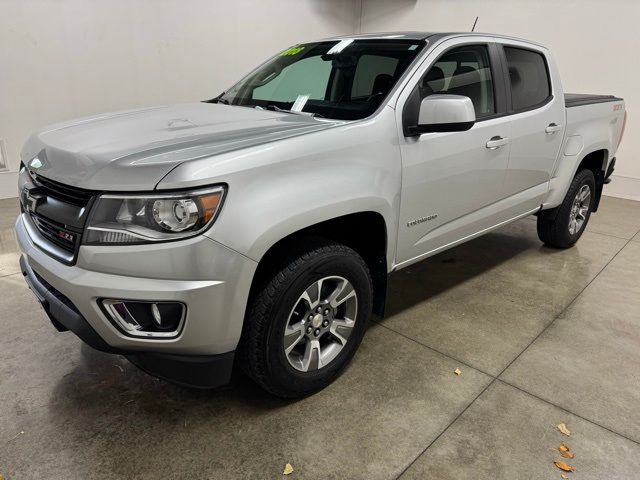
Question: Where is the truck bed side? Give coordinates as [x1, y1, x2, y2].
[543, 96, 626, 209]
[565, 93, 624, 108]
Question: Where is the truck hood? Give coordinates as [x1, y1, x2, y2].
[21, 103, 339, 191]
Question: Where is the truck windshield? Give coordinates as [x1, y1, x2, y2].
[216, 39, 425, 120]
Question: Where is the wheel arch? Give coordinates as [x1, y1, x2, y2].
[544, 147, 609, 211]
[576, 149, 608, 212]
[248, 211, 389, 319]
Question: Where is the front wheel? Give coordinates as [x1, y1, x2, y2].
[238, 241, 373, 398]
[537, 168, 596, 248]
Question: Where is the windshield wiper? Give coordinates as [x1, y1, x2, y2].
[265, 104, 294, 113]
[205, 93, 230, 105]
[262, 104, 322, 118]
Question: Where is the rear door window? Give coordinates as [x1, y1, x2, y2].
[504, 47, 551, 111]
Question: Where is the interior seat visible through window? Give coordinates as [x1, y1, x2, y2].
[449, 66, 482, 106]
[371, 73, 394, 98]
[417, 44, 495, 119]
[420, 66, 445, 96]
[503, 46, 551, 111]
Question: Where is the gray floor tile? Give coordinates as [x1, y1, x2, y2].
[0, 274, 490, 480]
[0, 197, 19, 230]
[399, 381, 640, 480]
[0, 198, 20, 277]
[1, 193, 639, 479]
[501, 240, 640, 442]
[382, 220, 626, 375]
[0, 230, 20, 277]
[588, 195, 640, 239]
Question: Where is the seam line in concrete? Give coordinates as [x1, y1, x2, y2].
[379, 227, 632, 386]
[495, 236, 631, 380]
[0, 270, 22, 280]
[376, 321, 495, 378]
[587, 228, 637, 241]
[393, 234, 633, 479]
[497, 379, 640, 446]
[394, 377, 499, 479]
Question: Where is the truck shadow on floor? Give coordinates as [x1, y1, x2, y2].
[49, 219, 570, 411]
[384, 219, 549, 317]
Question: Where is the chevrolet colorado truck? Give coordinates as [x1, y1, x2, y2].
[16, 32, 626, 397]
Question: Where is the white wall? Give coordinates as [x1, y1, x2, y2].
[0, 0, 359, 197]
[360, 0, 640, 200]
[2, 0, 638, 200]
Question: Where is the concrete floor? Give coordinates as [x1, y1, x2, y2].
[1, 196, 639, 480]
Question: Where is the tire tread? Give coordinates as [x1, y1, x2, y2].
[537, 168, 595, 248]
[238, 239, 370, 397]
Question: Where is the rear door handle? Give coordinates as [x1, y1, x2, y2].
[545, 123, 562, 134]
[486, 136, 509, 149]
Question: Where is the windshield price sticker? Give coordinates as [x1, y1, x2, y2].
[280, 46, 305, 56]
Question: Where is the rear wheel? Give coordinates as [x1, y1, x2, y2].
[537, 169, 596, 248]
[238, 240, 373, 398]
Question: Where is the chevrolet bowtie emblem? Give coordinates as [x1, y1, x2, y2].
[22, 187, 43, 213]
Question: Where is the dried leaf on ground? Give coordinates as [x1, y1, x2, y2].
[7, 430, 24, 443]
[558, 423, 571, 436]
[283, 463, 294, 475]
[0, 473, 4, 480]
[554, 460, 575, 472]
[454, 368, 462, 376]
[559, 443, 575, 459]
[561, 475, 569, 479]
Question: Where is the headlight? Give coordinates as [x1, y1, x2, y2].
[84, 186, 226, 245]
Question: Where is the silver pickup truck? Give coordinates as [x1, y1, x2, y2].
[16, 32, 626, 397]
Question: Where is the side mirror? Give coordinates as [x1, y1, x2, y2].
[412, 94, 476, 134]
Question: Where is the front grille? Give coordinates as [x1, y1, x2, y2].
[32, 174, 94, 207]
[29, 213, 79, 254]
[22, 171, 97, 263]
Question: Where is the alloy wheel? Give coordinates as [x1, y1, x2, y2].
[283, 276, 358, 372]
[568, 184, 591, 235]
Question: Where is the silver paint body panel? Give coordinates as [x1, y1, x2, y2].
[21, 103, 341, 191]
[16, 33, 625, 355]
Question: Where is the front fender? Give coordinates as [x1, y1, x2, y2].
[208, 162, 398, 267]
[157, 109, 402, 271]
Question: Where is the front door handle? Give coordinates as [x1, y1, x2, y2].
[545, 123, 563, 134]
[486, 136, 509, 149]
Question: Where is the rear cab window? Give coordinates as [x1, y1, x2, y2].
[503, 47, 552, 111]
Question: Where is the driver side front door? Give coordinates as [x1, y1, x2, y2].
[395, 41, 512, 267]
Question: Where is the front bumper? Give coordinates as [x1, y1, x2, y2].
[16, 214, 258, 387]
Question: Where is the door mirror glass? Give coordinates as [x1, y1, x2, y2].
[414, 94, 476, 134]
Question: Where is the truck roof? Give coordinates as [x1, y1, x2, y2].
[322, 31, 546, 48]
[324, 31, 435, 41]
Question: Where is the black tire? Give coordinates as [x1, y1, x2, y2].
[238, 239, 373, 398]
[537, 168, 596, 248]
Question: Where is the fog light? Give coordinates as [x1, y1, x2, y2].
[101, 300, 185, 338]
[151, 303, 162, 325]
